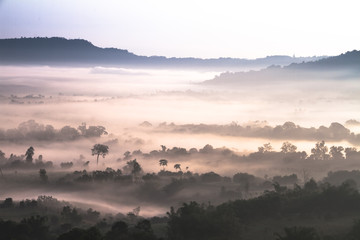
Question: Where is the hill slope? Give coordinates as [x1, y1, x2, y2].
[204, 50, 360, 85]
[0, 37, 324, 70]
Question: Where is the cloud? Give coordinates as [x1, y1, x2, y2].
[90, 67, 149, 75]
[346, 119, 360, 126]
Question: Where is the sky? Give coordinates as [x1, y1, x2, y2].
[0, 0, 359, 58]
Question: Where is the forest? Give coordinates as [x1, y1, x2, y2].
[1, 137, 360, 239]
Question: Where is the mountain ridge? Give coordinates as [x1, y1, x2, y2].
[0, 37, 325, 71]
[203, 49, 360, 85]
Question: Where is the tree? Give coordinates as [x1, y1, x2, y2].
[124, 159, 142, 182]
[0, 150, 5, 160]
[310, 141, 329, 160]
[78, 123, 108, 138]
[201, 172, 222, 183]
[133, 206, 141, 216]
[161, 145, 167, 152]
[167, 201, 240, 240]
[329, 146, 344, 160]
[3, 198, 13, 208]
[104, 221, 128, 240]
[159, 159, 168, 171]
[59, 126, 80, 140]
[345, 147, 358, 160]
[39, 169, 48, 182]
[304, 178, 318, 192]
[281, 141, 297, 153]
[132, 219, 157, 240]
[91, 144, 109, 165]
[131, 160, 142, 176]
[258, 143, 272, 153]
[58, 227, 102, 240]
[174, 163, 182, 172]
[25, 146, 35, 163]
[123, 151, 131, 160]
[61, 206, 82, 224]
[275, 226, 320, 240]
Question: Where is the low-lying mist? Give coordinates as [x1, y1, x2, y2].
[0, 65, 359, 218]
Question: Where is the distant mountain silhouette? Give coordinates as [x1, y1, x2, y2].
[204, 50, 360, 85]
[0, 37, 324, 71]
[288, 50, 360, 71]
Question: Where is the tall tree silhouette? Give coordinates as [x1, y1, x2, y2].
[91, 144, 109, 165]
[25, 146, 35, 163]
[159, 159, 168, 171]
[174, 163, 181, 172]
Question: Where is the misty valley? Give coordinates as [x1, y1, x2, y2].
[0, 38, 360, 239]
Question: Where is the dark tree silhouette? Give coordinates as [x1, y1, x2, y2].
[124, 159, 142, 182]
[309, 140, 329, 160]
[258, 143, 272, 153]
[25, 146, 35, 163]
[104, 221, 128, 240]
[132, 219, 157, 240]
[174, 163, 181, 172]
[329, 145, 345, 160]
[281, 141, 297, 153]
[275, 226, 320, 240]
[161, 145, 167, 152]
[0, 150, 5, 160]
[159, 159, 168, 171]
[58, 226, 102, 240]
[39, 169, 48, 182]
[91, 144, 109, 165]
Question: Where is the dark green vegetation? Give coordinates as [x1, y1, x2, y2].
[3, 180, 360, 239]
[1, 139, 360, 239]
[0, 215, 159, 240]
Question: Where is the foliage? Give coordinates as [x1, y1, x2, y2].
[167, 201, 240, 240]
[0, 216, 51, 240]
[91, 144, 109, 165]
[58, 226, 102, 240]
[25, 146, 35, 163]
[310, 141, 329, 160]
[200, 171, 222, 183]
[275, 226, 320, 240]
[167, 180, 360, 239]
[281, 141, 297, 153]
[159, 159, 168, 170]
[39, 168, 48, 182]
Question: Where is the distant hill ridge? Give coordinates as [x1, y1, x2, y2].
[204, 49, 360, 85]
[0, 37, 324, 70]
[288, 49, 360, 70]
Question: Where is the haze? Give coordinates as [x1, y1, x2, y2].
[1, 0, 360, 58]
[1, 1, 360, 238]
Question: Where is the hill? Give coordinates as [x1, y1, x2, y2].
[0, 37, 324, 71]
[204, 50, 360, 85]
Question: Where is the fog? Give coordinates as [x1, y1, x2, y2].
[0, 65, 359, 217]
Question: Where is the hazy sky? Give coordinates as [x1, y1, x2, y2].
[1, 0, 359, 58]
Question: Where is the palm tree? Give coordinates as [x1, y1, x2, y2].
[159, 159, 168, 171]
[174, 164, 181, 172]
